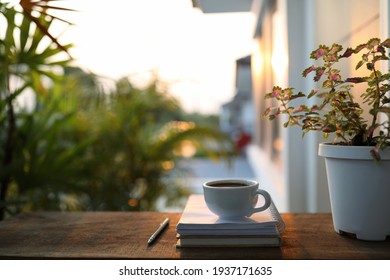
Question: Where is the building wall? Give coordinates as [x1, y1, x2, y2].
[193, 0, 387, 213]
[249, 0, 381, 212]
[219, 56, 255, 138]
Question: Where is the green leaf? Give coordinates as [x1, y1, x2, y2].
[323, 133, 330, 139]
[29, 70, 45, 93]
[20, 14, 31, 51]
[355, 60, 364, 70]
[322, 80, 332, 88]
[35, 43, 73, 61]
[36, 69, 62, 81]
[366, 63, 374, 70]
[29, 16, 50, 52]
[308, 89, 319, 98]
[4, 8, 16, 48]
[382, 38, 390, 48]
[346, 77, 366, 83]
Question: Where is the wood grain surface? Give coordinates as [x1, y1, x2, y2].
[0, 212, 389, 259]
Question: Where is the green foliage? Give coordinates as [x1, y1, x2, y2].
[0, 1, 235, 217]
[12, 74, 235, 212]
[8, 94, 92, 211]
[1, 0, 75, 219]
[0, 1, 72, 95]
[263, 38, 390, 159]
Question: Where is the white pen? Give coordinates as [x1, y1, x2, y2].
[147, 217, 169, 245]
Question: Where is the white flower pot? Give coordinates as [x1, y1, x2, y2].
[318, 143, 390, 241]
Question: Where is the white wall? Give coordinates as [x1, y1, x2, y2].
[193, 0, 385, 213]
[250, 0, 381, 213]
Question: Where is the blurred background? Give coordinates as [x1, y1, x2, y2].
[1, 0, 388, 219]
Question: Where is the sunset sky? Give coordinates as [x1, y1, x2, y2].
[59, 0, 255, 114]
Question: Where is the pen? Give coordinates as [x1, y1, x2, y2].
[147, 217, 169, 245]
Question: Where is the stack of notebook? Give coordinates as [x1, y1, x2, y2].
[176, 194, 285, 247]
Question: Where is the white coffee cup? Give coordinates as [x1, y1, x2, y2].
[202, 179, 271, 218]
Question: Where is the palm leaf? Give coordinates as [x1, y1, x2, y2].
[28, 14, 50, 52]
[22, 12, 70, 55]
[3, 7, 16, 49]
[19, 13, 31, 51]
[19, 0, 76, 56]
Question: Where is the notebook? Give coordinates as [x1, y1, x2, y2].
[176, 234, 281, 247]
[176, 194, 285, 236]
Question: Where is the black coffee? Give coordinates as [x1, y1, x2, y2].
[208, 182, 248, 187]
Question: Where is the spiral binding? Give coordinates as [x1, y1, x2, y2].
[269, 200, 286, 234]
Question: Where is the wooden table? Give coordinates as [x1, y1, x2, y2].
[0, 212, 389, 259]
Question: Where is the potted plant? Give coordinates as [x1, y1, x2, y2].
[263, 38, 390, 241]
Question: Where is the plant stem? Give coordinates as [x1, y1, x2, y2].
[369, 65, 381, 141]
[281, 98, 303, 128]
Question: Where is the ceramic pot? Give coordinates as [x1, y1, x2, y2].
[318, 143, 390, 241]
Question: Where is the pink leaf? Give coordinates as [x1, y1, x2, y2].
[302, 66, 316, 77]
[340, 48, 353, 58]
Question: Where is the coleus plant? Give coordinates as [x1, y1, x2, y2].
[263, 38, 390, 160]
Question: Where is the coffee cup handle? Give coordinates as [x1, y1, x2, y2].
[250, 189, 271, 215]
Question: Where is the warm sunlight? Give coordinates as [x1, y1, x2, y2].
[271, 3, 288, 86]
[2, 0, 390, 273]
[59, 0, 255, 114]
